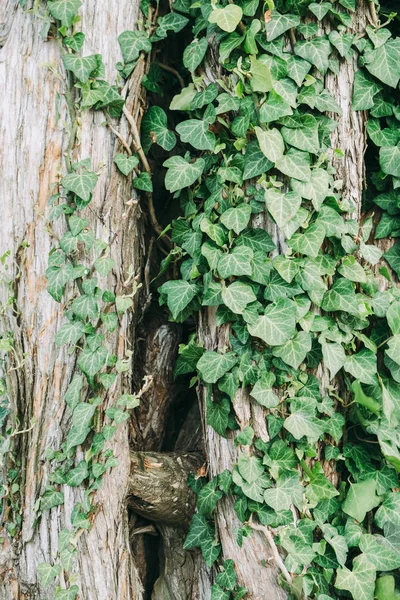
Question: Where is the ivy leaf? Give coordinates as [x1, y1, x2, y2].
[375, 576, 399, 600]
[118, 31, 152, 64]
[37, 563, 62, 587]
[65, 401, 98, 451]
[207, 396, 230, 436]
[308, 2, 331, 20]
[255, 127, 284, 163]
[94, 255, 115, 277]
[352, 70, 382, 111]
[360, 534, 400, 571]
[220, 204, 252, 235]
[216, 559, 237, 591]
[63, 54, 98, 83]
[190, 83, 219, 110]
[55, 320, 86, 347]
[306, 473, 339, 505]
[338, 255, 366, 283]
[286, 56, 312, 86]
[284, 399, 324, 442]
[321, 278, 359, 316]
[211, 585, 230, 600]
[61, 170, 98, 201]
[344, 349, 377, 386]
[163, 156, 205, 192]
[321, 340, 346, 379]
[342, 479, 381, 522]
[259, 91, 293, 123]
[243, 141, 271, 180]
[40, 488, 64, 511]
[289, 222, 326, 258]
[184, 513, 212, 548]
[276, 152, 311, 182]
[329, 31, 355, 58]
[133, 172, 153, 192]
[294, 37, 332, 75]
[264, 473, 303, 511]
[218, 246, 254, 279]
[197, 351, 238, 384]
[291, 168, 330, 211]
[236, 229, 275, 253]
[48, 0, 82, 26]
[159, 280, 198, 319]
[208, 5, 243, 33]
[222, 281, 256, 315]
[78, 346, 108, 377]
[265, 189, 302, 228]
[65, 460, 88, 487]
[183, 37, 208, 72]
[176, 118, 215, 151]
[335, 554, 376, 600]
[364, 38, 400, 88]
[153, 12, 189, 40]
[249, 56, 273, 93]
[238, 454, 264, 483]
[197, 479, 223, 515]
[265, 12, 300, 43]
[250, 374, 280, 408]
[65, 374, 83, 410]
[46, 261, 75, 303]
[247, 298, 296, 346]
[281, 121, 320, 154]
[380, 145, 400, 178]
[142, 106, 176, 152]
[385, 243, 400, 278]
[273, 330, 312, 369]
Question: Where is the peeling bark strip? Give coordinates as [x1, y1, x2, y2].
[128, 452, 202, 526]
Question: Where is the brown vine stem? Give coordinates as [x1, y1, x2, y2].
[249, 521, 293, 585]
[156, 62, 185, 88]
[106, 117, 132, 156]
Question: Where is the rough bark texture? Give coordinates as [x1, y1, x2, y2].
[0, 2, 145, 599]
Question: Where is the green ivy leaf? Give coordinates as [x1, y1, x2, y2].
[265, 189, 302, 228]
[321, 340, 346, 379]
[220, 204, 252, 235]
[265, 12, 300, 43]
[364, 38, 400, 88]
[163, 156, 205, 192]
[250, 374, 279, 408]
[291, 168, 330, 211]
[273, 330, 312, 369]
[159, 280, 198, 319]
[284, 399, 324, 442]
[281, 120, 320, 154]
[216, 559, 237, 591]
[208, 5, 243, 33]
[78, 346, 108, 377]
[40, 488, 65, 511]
[276, 152, 311, 182]
[211, 585, 230, 600]
[308, 2, 331, 20]
[176, 118, 216, 151]
[207, 396, 230, 436]
[65, 401, 98, 451]
[218, 246, 254, 279]
[247, 298, 296, 346]
[344, 349, 377, 386]
[61, 170, 98, 201]
[321, 278, 359, 316]
[63, 54, 98, 83]
[360, 534, 400, 571]
[198, 479, 223, 515]
[221, 281, 256, 315]
[380, 145, 400, 178]
[335, 554, 376, 600]
[118, 30, 152, 64]
[197, 351, 237, 384]
[352, 70, 382, 111]
[342, 479, 381, 522]
[65, 460, 88, 487]
[37, 563, 62, 587]
[289, 221, 326, 258]
[55, 320, 86, 347]
[46, 261, 75, 303]
[294, 37, 332, 75]
[183, 37, 208, 72]
[142, 106, 176, 152]
[237, 454, 264, 483]
[114, 153, 139, 176]
[48, 0, 82, 26]
[255, 126, 284, 163]
[264, 473, 303, 511]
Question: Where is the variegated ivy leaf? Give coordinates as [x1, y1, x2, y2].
[364, 38, 400, 88]
[208, 5, 243, 33]
[163, 156, 205, 192]
[360, 534, 400, 572]
[259, 91, 293, 123]
[65, 401, 99, 451]
[255, 127, 284, 164]
[216, 559, 237, 592]
[217, 246, 254, 279]
[273, 330, 312, 369]
[61, 170, 98, 202]
[338, 255, 366, 283]
[308, 2, 331, 20]
[265, 12, 300, 43]
[273, 255, 299, 283]
[153, 13, 189, 40]
[247, 298, 296, 346]
[197, 351, 238, 384]
[197, 479, 223, 515]
[220, 204, 252, 235]
[48, 0, 82, 26]
[190, 83, 219, 110]
[78, 346, 108, 377]
[159, 280, 198, 319]
[176, 118, 216, 151]
[294, 36, 332, 75]
[243, 140, 273, 180]
[286, 55, 312, 86]
[276, 151, 311, 182]
[380, 145, 400, 179]
[221, 281, 256, 315]
[329, 31, 355, 58]
[236, 228, 275, 253]
[387, 301, 400, 335]
[344, 349, 377, 386]
[46, 261, 75, 303]
[289, 221, 326, 258]
[219, 32, 244, 63]
[386, 335, 400, 368]
[321, 277, 359, 316]
[118, 31, 152, 64]
[65, 374, 83, 410]
[265, 189, 302, 228]
[65, 460, 88, 487]
[63, 54, 98, 83]
[142, 106, 176, 152]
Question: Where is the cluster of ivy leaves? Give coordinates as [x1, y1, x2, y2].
[116, 0, 400, 598]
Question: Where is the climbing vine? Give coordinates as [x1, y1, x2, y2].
[2, 0, 400, 599]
